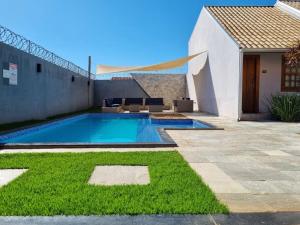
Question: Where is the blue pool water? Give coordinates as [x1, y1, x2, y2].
[0, 114, 210, 144]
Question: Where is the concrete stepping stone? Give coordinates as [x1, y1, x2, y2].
[0, 169, 28, 187]
[88, 166, 150, 185]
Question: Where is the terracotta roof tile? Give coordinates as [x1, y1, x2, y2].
[206, 6, 300, 49]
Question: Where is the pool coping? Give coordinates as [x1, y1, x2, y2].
[0, 127, 178, 149]
[0, 113, 223, 150]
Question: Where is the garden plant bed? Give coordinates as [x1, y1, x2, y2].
[150, 113, 188, 120]
[0, 151, 227, 216]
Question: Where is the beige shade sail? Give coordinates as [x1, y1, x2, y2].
[191, 51, 208, 76]
[96, 51, 207, 75]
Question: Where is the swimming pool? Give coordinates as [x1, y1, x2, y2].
[0, 113, 211, 148]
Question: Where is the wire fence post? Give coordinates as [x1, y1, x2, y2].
[28, 40, 31, 54]
[88, 56, 92, 107]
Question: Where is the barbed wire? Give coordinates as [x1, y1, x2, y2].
[0, 25, 91, 78]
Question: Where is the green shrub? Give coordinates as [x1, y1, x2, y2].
[269, 94, 300, 122]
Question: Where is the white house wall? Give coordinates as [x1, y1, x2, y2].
[187, 8, 241, 119]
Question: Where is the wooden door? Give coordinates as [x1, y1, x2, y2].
[242, 55, 260, 113]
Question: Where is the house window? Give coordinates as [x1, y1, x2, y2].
[282, 57, 300, 92]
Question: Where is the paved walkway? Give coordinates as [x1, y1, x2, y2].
[167, 113, 300, 213]
[0, 213, 299, 225]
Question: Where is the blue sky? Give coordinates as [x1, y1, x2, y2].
[0, 0, 275, 73]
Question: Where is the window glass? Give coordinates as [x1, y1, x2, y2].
[282, 57, 300, 92]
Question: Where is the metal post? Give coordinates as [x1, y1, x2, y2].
[28, 40, 31, 54]
[88, 56, 92, 107]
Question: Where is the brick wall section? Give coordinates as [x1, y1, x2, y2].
[131, 73, 187, 108]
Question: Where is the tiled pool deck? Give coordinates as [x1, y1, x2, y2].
[170, 113, 300, 213]
[1, 112, 300, 213]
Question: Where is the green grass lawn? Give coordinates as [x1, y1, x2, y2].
[0, 151, 228, 216]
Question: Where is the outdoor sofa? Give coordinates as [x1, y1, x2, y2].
[102, 97, 166, 113]
[145, 98, 164, 112]
[124, 98, 144, 112]
[173, 99, 194, 112]
[102, 98, 123, 113]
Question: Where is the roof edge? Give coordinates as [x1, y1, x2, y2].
[276, 0, 300, 19]
[204, 5, 274, 8]
[242, 48, 290, 52]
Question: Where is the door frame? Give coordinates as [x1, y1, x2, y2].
[242, 55, 260, 113]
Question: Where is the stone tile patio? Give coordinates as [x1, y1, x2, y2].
[166, 113, 300, 212]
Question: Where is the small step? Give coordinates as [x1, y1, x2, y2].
[239, 113, 271, 121]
